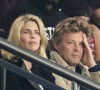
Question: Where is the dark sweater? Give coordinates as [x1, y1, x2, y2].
[0, 55, 55, 90]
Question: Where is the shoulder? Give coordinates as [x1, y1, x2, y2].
[31, 62, 55, 83]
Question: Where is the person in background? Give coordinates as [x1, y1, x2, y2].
[0, 14, 54, 90]
[88, 0, 100, 26]
[50, 17, 100, 90]
[0, 0, 19, 38]
[61, 0, 92, 18]
[87, 0, 100, 63]
[89, 24, 100, 63]
[76, 16, 100, 63]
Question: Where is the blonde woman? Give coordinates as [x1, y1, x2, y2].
[0, 14, 54, 90]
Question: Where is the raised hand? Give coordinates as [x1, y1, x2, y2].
[81, 33, 96, 68]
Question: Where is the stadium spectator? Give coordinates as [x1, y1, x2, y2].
[50, 17, 100, 90]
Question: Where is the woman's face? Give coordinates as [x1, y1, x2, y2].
[20, 21, 41, 52]
[94, 8, 100, 18]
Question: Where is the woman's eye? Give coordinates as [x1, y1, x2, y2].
[23, 31, 29, 33]
[22, 30, 31, 34]
[35, 31, 40, 35]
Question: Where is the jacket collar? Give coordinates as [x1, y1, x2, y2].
[50, 50, 75, 71]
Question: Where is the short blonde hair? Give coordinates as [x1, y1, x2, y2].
[2, 14, 48, 60]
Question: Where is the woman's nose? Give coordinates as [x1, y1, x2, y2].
[31, 32, 35, 38]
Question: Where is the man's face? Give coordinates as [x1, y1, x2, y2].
[55, 31, 84, 66]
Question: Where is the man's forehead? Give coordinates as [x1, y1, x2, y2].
[63, 31, 83, 41]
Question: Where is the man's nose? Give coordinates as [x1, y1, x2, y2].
[74, 44, 80, 51]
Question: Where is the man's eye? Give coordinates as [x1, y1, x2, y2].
[69, 41, 74, 43]
[67, 41, 74, 44]
[81, 43, 85, 47]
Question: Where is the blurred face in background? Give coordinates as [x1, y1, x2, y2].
[42, 0, 59, 11]
[20, 21, 40, 52]
[94, 8, 100, 18]
[92, 8, 100, 28]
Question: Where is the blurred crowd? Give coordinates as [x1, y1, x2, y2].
[0, 0, 100, 38]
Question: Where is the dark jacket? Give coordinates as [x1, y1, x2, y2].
[0, 54, 55, 90]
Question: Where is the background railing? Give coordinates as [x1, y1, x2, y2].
[0, 58, 64, 90]
[0, 37, 100, 90]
